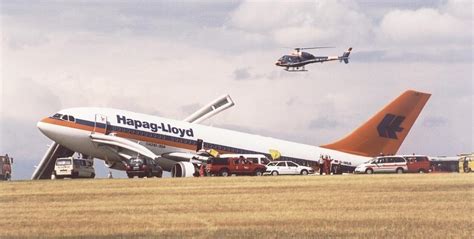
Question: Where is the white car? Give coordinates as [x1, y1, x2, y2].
[265, 161, 315, 176]
[354, 156, 408, 174]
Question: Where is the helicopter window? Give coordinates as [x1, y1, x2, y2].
[52, 113, 62, 119]
[61, 115, 68, 121]
[288, 56, 299, 62]
[301, 52, 315, 59]
[68, 115, 75, 122]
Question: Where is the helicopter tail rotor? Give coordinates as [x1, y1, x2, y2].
[340, 47, 352, 64]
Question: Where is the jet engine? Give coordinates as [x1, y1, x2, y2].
[171, 162, 197, 177]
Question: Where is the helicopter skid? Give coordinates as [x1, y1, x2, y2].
[284, 68, 308, 72]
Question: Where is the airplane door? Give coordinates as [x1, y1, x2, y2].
[93, 114, 109, 134]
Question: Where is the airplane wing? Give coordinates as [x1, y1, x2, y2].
[90, 133, 158, 160]
[89, 133, 161, 170]
[161, 152, 211, 164]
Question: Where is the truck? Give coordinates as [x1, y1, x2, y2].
[0, 154, 13, 181]
[206, 156, 267, 176]
[403, 155, 431, 173]
[458, 153, 474, 173]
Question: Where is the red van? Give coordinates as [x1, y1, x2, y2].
[403, 155, 431, 173]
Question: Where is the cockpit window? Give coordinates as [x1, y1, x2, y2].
[53, 113, 76, 122]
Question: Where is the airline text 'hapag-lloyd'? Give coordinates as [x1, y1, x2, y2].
[116, 115, 194, 138]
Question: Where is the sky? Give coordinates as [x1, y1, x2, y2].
[1, 0, 472, 179]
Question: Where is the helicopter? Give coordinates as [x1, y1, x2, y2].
[275, 47, 352, 72]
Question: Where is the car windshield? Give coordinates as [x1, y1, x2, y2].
[56, 159, 72, 165]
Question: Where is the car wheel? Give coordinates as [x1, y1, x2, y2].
[396, 168, 404, 174]
[255, 170, 263, 176]
[301, 170, 308, 175]
[90, 173, 96, 178]
[418, 169, 425, 174]
[220, 169, 229, 177]
[365, 168, 374, 174]
[271, 171, 279, 176]
[127, 174, 133, 178]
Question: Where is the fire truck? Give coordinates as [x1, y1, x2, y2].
[0, 154, 13, 181]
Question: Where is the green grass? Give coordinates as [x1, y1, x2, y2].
[1, 174, 473, 238]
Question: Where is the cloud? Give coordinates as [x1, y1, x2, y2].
[233, 67, 252, 80]
[180, 103, 201, 116]
[229, 0, 373, 46]
[309, 116, 343, 129]
[377, 7, 471, 45]
[423, 116, 449, 128]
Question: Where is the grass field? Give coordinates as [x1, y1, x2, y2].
[1, 174, 473, 238]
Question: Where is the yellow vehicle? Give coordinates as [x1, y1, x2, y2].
[458, 153, 474, 173]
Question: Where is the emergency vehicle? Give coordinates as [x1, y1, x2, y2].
[458, 153, 474, 173]
[206, 157, 266, 176]
[403, 155, 431, 173]
[354, 156, 408, 174]
[219, 154, 271, 165]
[0, 154, 13, 181]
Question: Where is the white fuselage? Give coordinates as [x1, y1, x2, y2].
[37, 107, 370, 171]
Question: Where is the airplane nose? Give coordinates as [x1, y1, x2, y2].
[37, 118, 51, 136]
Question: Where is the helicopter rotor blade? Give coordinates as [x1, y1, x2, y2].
[299, 46, 335, 50]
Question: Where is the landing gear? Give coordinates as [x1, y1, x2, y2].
[283, 66, 308, 72]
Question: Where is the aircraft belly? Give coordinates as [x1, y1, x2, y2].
[42, 123, 119, 160]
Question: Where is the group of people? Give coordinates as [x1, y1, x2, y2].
[317, 155, 341, 175]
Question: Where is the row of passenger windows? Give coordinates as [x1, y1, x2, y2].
[52, 113, 75, 122]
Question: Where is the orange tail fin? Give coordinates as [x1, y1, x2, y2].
[321, 90, 431, 157]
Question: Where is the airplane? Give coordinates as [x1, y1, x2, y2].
[33, 90, 430, 179]
[275, 47, 352, 72]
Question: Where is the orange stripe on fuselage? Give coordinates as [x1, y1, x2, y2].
[42, 118, 234, 154]
[42, 117, 106, 134]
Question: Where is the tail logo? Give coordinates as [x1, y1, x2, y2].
[377, 114, 405, 139]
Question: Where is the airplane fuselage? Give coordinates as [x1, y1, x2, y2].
[37, 107, 370, 171]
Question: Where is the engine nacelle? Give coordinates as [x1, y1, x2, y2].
[171, 162, 197, 177]
[104, 160, 125, 171]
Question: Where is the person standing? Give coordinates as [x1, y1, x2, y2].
[324, 156, 332, 175]
[319, 155, 324, 175]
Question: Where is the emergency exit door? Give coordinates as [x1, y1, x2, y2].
[93, 114, 109, 134]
